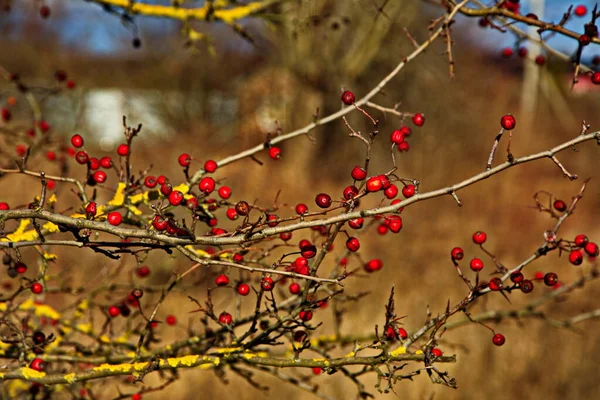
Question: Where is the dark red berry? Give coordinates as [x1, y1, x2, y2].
[553, 199, 567, 212]
[85, 202, 97, 217]
[235, 201, 250, 216]
[32, 331, 46, 345]
[261, 277, 275, 291]
[136, 266, 150, 278]
[585, 242, 599, 257]
[543, 272, 559, 286]
[341, 90, 355, 105]
[520, 279, 534, 293]
[39, 5, 50, 18]
[492, 333, 505, 346]
[349, 218, 364, 229]
[75, 151, 89, 164]
[510, 271, 524, 283]
[315, 193, 332, 208]
[346, 237, 360, 252]
[299, 310, 313, 322]
[535, 55, 545, 65]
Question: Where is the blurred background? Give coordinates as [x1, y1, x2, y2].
[1, 0, 600, 399]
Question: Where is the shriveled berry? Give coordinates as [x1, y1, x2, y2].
[500, 115, 516, 130]
[235, 201, 250, 216]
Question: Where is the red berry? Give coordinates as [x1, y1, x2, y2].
[30, 358, 45, 371]
[144, 176, 157, 188]
[226, 208, 238, 220]
[579, 34, 591, 46]
[553, 199, 567, 212]
[93, 170, 107, 184]
[351, 165, 367, 180]
[346, 237, 360, 252]
[384, 184, 398, 199]
[378, 175, 390, 189]
[280, 232, 292, 241]
[269, 147, 281, 160]
[388, 216, 403, 233]
[398, 327, 408, 340]
[535, 55, 546, 65]
[366, 176, 383, 192]
[32, 331, 46, 345]
[315, 193, 332, 208]
[117, 144, 129, 156]
[75, 151, 89, 165]
[132, 394, 142, 400]
[0, 202, 9, 210]
[45, 151, 56, 161]
[136, 266, 150, 278]
[299, 310, 313, 321]
[267, 214, 279, 227]
[160, 183, 173, 196]
[502, 47, 513, 58]
[85, 202, 97, 217]
[199, 177, 216, 194]
[574, 4, 587, 17]
[71, 134, 84, 148]
[592, 72, 600, 85]
[39, 5, 50, 18]
[377, 224, 388, 235]
[107, 211, 122, 226]
[218, 186, 231, 199]
[289, 282, 301, 294]
[100, 156, 112, 168]
[157, 175, 167, 185]
[390, 130, 405, 145]
[168, 191, 184, 206]
[343, 185, 359, 200]
[492, 333, 506, 346]
[1, 107, 11, 122]
[349, 218, 364, 229]
[295, 203, 308, 215]
[15, 144, 27, 156]
[89, 157, 100, 170]
[543, 272, 559, 286]
[364, 259, 383, 272]
[178, 153, 191, 167]
[585, 242, 599, 257]
[569, 249, 584, 265]
[237, 283, 250, 296]
[451, 247, 464, 260]
[341, 90, 355, 105]
[66, 80, 76, 89]
[488, 277, 502, 291]
[518, 47, 528, 57]
[312, 367, 322, 375]
[510, 271, 524, 283]
[431, 348, 442, 357]
[398, 140, 410, 152]
[469, 258, 484, 272]
[412, 113, 425, 127]
[520, 279, 534, 293]
[204, 160, 217, 173]
[152, 216, 167, 231]
[219, 312, 232, 325]
[38, 120, 50, 132]
[261, 277, 275, 291]
[472, 231, 487, 245]
[15, 262, 27, 274]
[402, 184, 415, 198]
[500, 115, 516, 130]
[300, 244, 317, 259]
[108, 305, 120, 317]
[165, 315, 177, 325]
[31, 282, 43, 294]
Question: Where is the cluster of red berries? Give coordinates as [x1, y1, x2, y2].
[569, 234, 599, 265]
